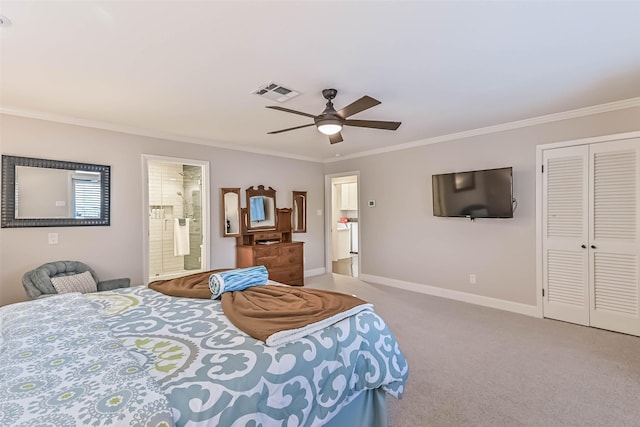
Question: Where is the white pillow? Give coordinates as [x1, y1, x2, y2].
[50, 271, 98, 294]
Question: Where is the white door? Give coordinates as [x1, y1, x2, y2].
[542, 145, 590, 325]
[542, 138, 640, 336]
[589, 139, 640, 336]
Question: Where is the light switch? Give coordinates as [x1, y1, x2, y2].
[48, 233, 58, 245]
[316, 209, 322, 216]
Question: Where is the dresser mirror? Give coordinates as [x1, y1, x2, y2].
[1, 155, 111, 228]
[292, 191, 307, 233]
[221, 188, 241, 237]
[246, 185, 276, 231]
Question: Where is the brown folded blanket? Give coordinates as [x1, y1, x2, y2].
[221, 285, 373, 346]
[148, 269, 229, 299]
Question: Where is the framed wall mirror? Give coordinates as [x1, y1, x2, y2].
[1, 155, 111, 228]
[246, 185, 277, 231]
[292, 191, 307, 233]
[221, 188, 241, 237]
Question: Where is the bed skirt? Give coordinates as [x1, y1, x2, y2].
[325, 388, 388, 427]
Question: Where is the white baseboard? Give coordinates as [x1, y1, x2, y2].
[359, 273, 540, 318]
[304, 267, 326, 278]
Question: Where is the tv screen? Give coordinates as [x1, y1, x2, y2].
[432, 167, 513, 218]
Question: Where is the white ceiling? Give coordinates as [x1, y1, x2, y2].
[2, 1, 640, 162]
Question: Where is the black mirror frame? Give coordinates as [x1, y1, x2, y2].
[1, 155, 111, 228]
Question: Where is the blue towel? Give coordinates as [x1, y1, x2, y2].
[209, 266, 269, 299]
[250, 196, 266, 222]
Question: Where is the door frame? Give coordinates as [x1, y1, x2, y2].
[536, 130, 640, 319]
[142, 154, 211, 284]
[324, 171, 360, 275]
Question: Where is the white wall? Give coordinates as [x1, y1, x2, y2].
[324, 107, 640, 308]
[0, 114, 325, 305]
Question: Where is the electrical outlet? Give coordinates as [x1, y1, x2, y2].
[48, 233, 59, 245]
[469, 274, 477, 285]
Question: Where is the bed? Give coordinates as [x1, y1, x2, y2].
[0, 281, 408, 426]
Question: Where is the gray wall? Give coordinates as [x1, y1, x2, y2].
[0, 114, 325, 305]
[16, 167, 71, 218]
[324, 107, 640, 306]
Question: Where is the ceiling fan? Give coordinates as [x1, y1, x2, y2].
[266, 89, 401, 144]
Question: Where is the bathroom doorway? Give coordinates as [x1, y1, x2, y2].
[325, 172, 359, 277]
[142, 155, 210, 283]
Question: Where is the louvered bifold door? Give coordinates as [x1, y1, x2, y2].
[542, 145, 590, 325]
[589, 139, 640, 336]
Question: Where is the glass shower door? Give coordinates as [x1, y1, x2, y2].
[147, 159, 206, 281]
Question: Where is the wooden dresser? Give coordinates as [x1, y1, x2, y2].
[235, 209, 304, 286]
[236, 240, 304, 285]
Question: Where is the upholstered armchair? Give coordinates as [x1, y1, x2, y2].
[22, 260, 130, 300]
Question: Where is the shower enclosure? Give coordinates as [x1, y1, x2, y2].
[145, 157, 209, 282]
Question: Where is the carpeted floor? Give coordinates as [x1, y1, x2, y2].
[305, 273, 640, 427]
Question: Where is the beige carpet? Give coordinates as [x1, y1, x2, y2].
[305, 274, 640, 427]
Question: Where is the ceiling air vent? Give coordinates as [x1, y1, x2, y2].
[253, 82, 301, 103]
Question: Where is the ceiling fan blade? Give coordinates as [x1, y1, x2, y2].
[268, 123, 315, 134]
[337, 96, 381, 118]
[266, 106, 316, 119]
[344, 119, 401, 130]
[329, 132, 343, 144]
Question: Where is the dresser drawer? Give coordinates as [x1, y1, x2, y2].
[280, 244, 301, 257]
[269, 266, 304, 286]
[253, 245, 280, 258]
[254, 256, 279, 269]
[236, 242, 304, 286]
[256, 253, 302, 269]
[278, 251, 302, 267]
[253, 231, 282, 241]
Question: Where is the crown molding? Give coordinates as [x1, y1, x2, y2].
[323, 97, 640, 163]
[3, 97, 640, 165]
[0, 106, 320, 163]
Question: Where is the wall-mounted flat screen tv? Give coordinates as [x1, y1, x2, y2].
[432, 167, 513, 219]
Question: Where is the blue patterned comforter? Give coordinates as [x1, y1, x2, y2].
[87, 286, 409, 427]
[0, 293, 175, 427]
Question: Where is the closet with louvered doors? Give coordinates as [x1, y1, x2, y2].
[542, 137, 640, 336]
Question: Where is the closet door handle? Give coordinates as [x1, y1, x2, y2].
[591, 245, 596, 249]
[581, 244, 587, 249]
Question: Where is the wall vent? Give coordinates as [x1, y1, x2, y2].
[253, 82, 301, 103]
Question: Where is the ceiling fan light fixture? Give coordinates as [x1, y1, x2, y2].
[316, 118, 343, 135]
[267, 88, 401, 144]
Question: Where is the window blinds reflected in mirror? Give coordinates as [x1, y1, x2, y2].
[1, 155, 110, 228]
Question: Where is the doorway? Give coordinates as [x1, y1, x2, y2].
[325, 173, 359, 277]
[143, 155, 210, 283]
